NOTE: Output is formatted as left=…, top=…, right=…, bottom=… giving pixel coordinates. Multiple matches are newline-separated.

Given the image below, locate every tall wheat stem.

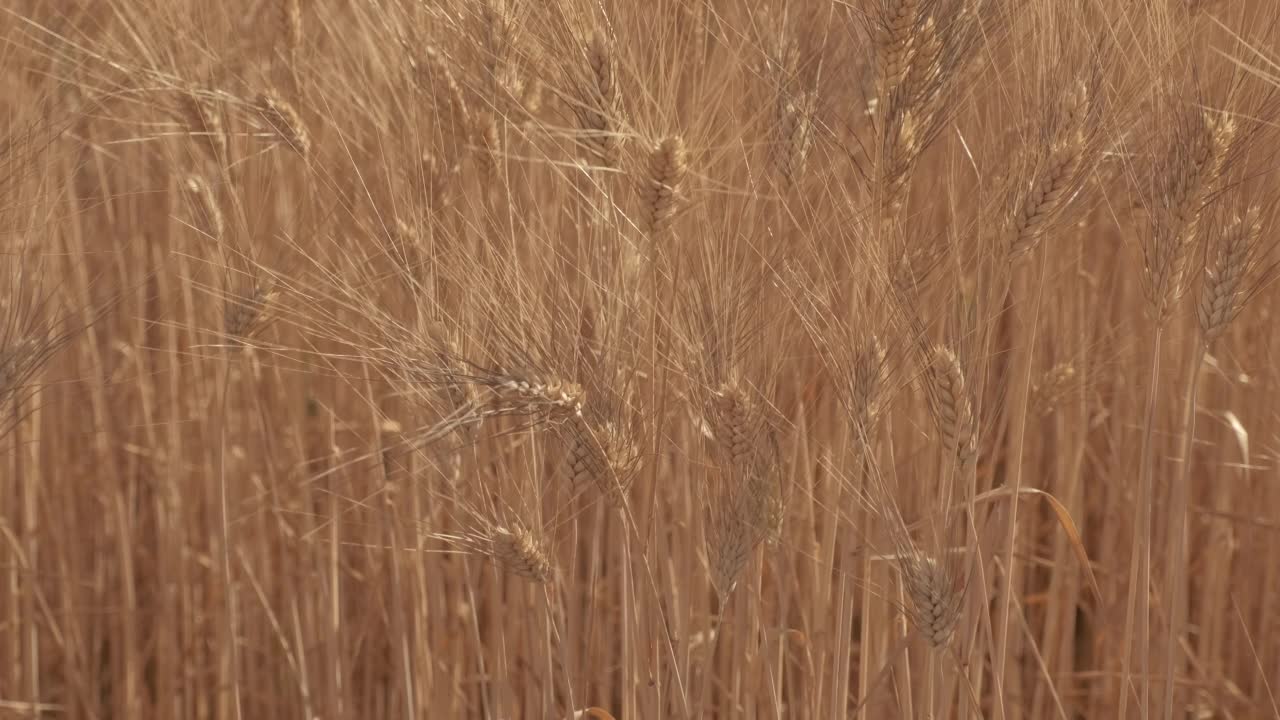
left=1120, top=323, right=1164, bottom=720
left=697, top=597, right=730, bottom=719
left=216, top=353, right=244, bottom=720
left=993, top=246, right=1049, bottom=718
left=1160, top=340, right=1204, bottom=718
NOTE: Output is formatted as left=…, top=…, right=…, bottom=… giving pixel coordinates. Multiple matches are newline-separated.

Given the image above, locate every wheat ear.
left=638, top=135, right=688, bottom=236
left=771, top=89, right=817, bottom=187
left=182, top=175, right=225, bottom=240
left=256, top=91, right=312, bottom=157
left=1197, top=206, right=1261, bottom=344
left=576, top=31, right=624, bottom=167
left=489, top=525, right=555, bottom=583
left=177, top=89, right=227, bottom=162
left=923, top=345, right=976, bottom=468
left=1146, top=110, right=1236, bottom=321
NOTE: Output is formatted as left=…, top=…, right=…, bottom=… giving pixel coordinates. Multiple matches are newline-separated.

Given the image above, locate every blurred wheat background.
left=2, top=0, right=1280, bottom=717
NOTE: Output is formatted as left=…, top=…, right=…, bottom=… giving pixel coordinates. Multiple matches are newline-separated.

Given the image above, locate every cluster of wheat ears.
left=3, top=0, right=1280, bottom=718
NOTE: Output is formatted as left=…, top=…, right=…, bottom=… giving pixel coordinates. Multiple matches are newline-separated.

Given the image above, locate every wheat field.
left=1, top=0, right=1280, bottom=717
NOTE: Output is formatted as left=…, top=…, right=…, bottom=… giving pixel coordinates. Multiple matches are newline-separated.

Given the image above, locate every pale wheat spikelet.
left=770, top=89, right=816, bottom=187
left=176, top=90, right=227, bottom=162
left=182, top=175, right=225, bottom=240
left=575, top=31, right=624, bottom=167
left=256, top=91, right=311, bottom=157
left=1198, top=207, right=1262, bottom=344
left=1146, top=109, right=1236, bottom=320
left=901, top=554, right=962, bottom=648
left=923, top=345, right=976, bottom=466
left=637, top=135, right=688, bottom=235
left=489, top=525, right=554, bottom=583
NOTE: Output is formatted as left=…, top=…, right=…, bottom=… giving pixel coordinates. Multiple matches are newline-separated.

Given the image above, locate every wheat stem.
left=1120, top=323, right=1164, bottom=720
left=1160, top=341, right=1203, bottom=720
